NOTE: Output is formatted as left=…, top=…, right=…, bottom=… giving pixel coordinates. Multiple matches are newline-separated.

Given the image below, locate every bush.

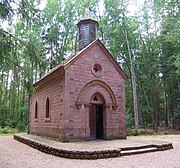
left=0, top=126, right=3, bottom=134
left=17, top=123, right=26, bottom=131
left=2, top=126, right=11, bottom=134
left=0, top=126, right=19, bottom=135
left=0, top=117, right=17, bottom=128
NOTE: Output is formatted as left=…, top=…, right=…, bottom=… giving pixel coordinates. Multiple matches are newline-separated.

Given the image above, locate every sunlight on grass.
left=0, top=126, right=27, bottom=136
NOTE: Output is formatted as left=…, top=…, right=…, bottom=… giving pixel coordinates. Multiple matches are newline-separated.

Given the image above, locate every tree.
left=0, top=0, right=179, bottom=131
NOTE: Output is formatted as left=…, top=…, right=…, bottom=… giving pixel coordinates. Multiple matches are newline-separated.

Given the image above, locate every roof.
left=34, top=39, right=128, bottom=86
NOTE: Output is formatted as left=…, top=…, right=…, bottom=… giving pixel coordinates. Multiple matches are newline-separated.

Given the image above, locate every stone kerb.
left=14, top=134, right=173, bottom=160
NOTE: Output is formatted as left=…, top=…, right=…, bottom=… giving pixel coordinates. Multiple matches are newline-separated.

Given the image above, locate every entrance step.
left=121, top=146, right=157, bottom=156
left=121, top=144, right=173, bottom=156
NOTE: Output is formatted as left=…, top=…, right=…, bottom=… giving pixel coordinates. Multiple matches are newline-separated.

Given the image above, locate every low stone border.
left=14, top=135, right=173, bottom=159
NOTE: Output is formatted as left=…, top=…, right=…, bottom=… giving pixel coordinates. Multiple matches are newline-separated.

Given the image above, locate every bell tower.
left=77, top=9, right=98, bottom=51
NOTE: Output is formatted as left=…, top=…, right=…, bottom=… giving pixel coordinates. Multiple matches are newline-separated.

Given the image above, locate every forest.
left=0, top=0, right=179, bottom=132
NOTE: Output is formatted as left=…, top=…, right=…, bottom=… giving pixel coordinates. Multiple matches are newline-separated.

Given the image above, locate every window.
left=92, top=63, right=103, bottom=77
left=46, top=97, right=50, bottom=118
left=35, top=101, right=38, bottom=119
left=92, top=25, right=96, bottom=32
left=91, top=32, right=96, bottom=39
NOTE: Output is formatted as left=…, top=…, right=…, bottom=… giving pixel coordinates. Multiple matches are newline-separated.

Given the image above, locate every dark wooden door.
left=89, top=105, right=104, bottom=139
left=96, top=105, right=103, bottom=139
left=89, top=105, right=96, bottom=139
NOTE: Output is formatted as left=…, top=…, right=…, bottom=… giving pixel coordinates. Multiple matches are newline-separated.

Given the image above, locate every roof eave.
left=33, top=66, right=65, bottom=87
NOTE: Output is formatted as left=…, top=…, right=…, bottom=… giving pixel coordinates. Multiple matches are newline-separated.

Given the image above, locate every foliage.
left=0, top=0, right=179, bottom=131
left=0, top=126, right=20, bottom=135
left=126, top=108, right=134, bottom=128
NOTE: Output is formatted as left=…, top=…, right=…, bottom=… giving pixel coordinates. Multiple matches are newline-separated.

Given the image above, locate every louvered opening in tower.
left=77, top=19, right=98, bottom=51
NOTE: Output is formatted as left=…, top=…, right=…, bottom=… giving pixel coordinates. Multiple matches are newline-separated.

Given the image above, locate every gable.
left=64, top=39, right=128, bottom=80
left=34, top=39, right=127, bottom=86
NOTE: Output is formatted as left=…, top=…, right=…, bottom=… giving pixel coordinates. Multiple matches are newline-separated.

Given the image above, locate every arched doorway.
left=89, top=93, right=105, bottom=139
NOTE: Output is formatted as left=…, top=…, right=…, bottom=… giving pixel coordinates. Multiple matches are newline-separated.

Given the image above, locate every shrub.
left=17, top=123, right=26, bottom=131
left=2, top=126, right=11, bottom=134
left=0, top=126, right=3, bottom=134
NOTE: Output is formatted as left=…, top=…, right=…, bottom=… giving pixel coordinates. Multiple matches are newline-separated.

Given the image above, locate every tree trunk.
left=122, top=27, right=139, bottom=130
left=164, top=79, right=169, bottom=127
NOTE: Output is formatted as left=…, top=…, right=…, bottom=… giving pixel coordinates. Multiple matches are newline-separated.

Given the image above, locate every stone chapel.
left=28, top=17, right=127, bottom=142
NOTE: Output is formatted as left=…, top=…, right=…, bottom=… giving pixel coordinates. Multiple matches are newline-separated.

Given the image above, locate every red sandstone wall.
left=64, top=43, right=126, bottom=141
left=29, top=75, right=65, bottom=139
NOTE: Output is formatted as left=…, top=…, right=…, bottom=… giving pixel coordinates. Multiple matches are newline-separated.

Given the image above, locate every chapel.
left=28, top=16, right=127, bottom=142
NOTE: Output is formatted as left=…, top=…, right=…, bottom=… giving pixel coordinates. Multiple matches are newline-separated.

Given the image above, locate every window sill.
left=45, top=118, right=50, bottom=122
left=34, top=119, right=38, bottom=122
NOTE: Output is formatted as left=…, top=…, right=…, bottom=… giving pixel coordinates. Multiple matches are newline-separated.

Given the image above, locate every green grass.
left=0, top=133, right=17, bottom=136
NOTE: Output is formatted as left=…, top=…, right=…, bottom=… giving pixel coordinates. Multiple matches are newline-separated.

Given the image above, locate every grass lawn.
left=0, top=133, right=17, bottom=136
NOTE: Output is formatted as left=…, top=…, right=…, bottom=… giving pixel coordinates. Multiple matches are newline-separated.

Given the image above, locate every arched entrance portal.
left=75, top=80, right=118, bottom=140
left=89, top=93, right=105, bottom=139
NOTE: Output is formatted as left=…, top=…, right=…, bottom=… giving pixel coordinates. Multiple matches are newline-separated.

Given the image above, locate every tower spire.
left=84, top=8, right=91, bottom=19
left=77, top=10, right=99, bottom=51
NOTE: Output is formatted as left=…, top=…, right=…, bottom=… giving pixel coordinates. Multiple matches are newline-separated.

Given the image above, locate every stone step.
left=121, top=147, right=157, bottom=156
left=121, top=144, right=156, bottom=151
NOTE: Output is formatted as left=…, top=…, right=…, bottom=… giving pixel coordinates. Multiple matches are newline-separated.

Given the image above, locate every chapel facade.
left=28, top=17, right=127, bottom=142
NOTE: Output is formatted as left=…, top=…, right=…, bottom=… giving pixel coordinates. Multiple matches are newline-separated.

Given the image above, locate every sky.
left=98, top=0, right=145, bottom=16
left=127, top=0, right=145, bottom=15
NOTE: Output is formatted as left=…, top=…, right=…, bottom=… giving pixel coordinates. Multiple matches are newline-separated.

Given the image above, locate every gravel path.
left=0, top=135, right=180, bottom=168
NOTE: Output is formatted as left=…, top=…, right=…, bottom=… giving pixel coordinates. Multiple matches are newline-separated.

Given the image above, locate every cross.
left=94, top=66, right=99, bottom=73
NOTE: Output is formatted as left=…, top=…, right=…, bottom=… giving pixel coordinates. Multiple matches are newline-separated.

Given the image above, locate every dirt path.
left=0, top=135, right=180, bottom=168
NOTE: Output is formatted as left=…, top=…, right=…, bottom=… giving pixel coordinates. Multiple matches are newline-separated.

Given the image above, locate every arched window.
left=46, top=97, right=50, bottom=118
left=35, top=101, right=38, bottom=119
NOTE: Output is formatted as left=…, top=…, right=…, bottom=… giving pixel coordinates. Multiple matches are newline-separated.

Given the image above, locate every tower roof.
left=77, top=18, right=99, bottom=27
